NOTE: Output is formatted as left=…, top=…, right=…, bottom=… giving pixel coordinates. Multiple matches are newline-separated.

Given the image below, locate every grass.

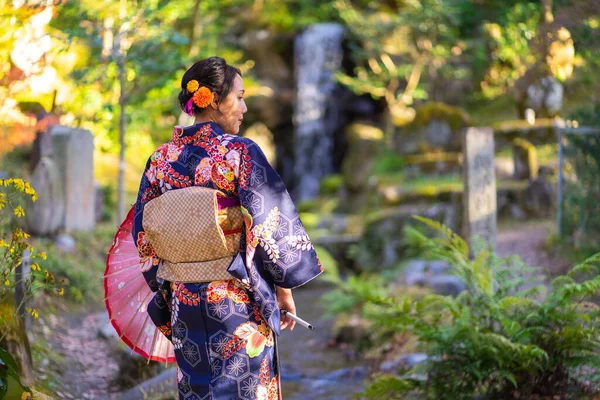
left=31, top=222, right=117, bottom=304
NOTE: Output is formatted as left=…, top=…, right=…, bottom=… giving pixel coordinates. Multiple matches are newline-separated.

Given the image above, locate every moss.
left=319, top=174, right=343, bottom=196
left=492, top=118, right=557, bottom=132
left=345, top=122, right=385, bottom=143
left=411, top=102, right=471, bottom=131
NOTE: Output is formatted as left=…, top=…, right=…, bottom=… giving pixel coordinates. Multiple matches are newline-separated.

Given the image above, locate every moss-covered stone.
left=319, top=174, right=344, bottom=196
left=393, top=102, right=471, bottom=155
left=342, top=123, right=384, bottom=205
left=411, top=102, right=471, bottom=131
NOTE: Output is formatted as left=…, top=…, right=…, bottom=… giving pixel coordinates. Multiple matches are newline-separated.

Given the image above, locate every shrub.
left=338, top=217, right=600, bottom=399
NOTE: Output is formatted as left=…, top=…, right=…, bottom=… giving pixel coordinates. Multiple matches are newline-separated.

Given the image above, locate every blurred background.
left=1, top=0, right=599, bottom=399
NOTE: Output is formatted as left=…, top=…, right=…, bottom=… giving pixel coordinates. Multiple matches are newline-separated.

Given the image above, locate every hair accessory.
left=186, top=79, right=200, bottom=93
left=184, top=80, right=214, bottom=116
left=185, top=98, right=195, bottom=116
left=192, top=86, right=214, bottom=109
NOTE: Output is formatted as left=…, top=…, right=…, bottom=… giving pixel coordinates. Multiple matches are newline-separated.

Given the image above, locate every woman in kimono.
left=132, top=57, right=323, bottom=400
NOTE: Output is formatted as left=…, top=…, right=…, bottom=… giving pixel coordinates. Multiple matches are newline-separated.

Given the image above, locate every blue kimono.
left=132, top=121, right=323, bottom=400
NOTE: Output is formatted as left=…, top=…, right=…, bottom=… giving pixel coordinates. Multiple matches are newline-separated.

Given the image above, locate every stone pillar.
left=463, top=127, right=497, bottom=251
left=51, top=126, right=95, bottom=232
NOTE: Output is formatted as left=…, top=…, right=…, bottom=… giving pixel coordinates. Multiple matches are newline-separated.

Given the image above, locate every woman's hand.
left=276, top=286, right=296, bottom=331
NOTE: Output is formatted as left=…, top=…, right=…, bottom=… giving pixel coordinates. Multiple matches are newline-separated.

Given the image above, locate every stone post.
left=463, top=127, right=497, bottom=252
left=51, top=126, right=95, bottom=232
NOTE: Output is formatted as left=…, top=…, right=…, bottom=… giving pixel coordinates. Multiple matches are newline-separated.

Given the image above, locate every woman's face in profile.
left=215, top=74, right=247, bottom=135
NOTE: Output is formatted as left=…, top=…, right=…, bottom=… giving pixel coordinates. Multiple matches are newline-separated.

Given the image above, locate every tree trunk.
left=117, top=56, right=126, bottom=223
left=189, top=0, right=202, bottom=58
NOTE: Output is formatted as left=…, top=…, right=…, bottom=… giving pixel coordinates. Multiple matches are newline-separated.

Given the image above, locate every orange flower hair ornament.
left=185, top=80, right=214, bottom=116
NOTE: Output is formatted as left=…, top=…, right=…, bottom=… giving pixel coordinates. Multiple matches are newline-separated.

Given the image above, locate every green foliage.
left=334, top=0, right=465, bottom=127
left=560, top=130, right=600, bottom=251
left=331, top=216, right=600, bottom=398
left=372, top=149, right=404, bottom=176
left=319, top=174, right=343, bottom=197
left=0, top=346, right=30, bottom=399
left=0, top=179, right=65, bottom=327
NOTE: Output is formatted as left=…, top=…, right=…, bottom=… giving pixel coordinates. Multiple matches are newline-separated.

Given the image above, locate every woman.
left=132, top=57, right=323, bottom=400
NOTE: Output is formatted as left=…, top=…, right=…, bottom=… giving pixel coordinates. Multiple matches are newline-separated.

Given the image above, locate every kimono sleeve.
left=237, top=138, right=324, bottom=289
left=132, top=156, right=163, bottom=292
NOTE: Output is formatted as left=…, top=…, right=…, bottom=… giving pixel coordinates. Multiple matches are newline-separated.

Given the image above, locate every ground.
left=32, top=220, right=568, bottom=399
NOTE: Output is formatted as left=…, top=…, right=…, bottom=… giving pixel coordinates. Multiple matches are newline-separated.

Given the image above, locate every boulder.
left=54, top=233, right=76, bottom=253
left=522, top=175, right=554, bottom=218
left=340, top=122, right=384, bottom=211
left=25, top=156, right=64, bottom=236
left=381, top=353, right=429, bottom=373
left=355, top=204, right=458, bottom=272
left=393, top=102, right=471, bottom=155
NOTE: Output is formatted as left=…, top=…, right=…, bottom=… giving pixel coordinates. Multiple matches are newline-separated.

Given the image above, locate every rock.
left=96, top=312, right=118, bottom=341
left=522, top=176, right=554, bottom=218
left=404, top=260, right=452, bottom=287
left=356, top=204, right=459, bottom=272
left=333, top=314, right=371, bottom=345
left=29, top=130, right=54, bottom=173
left=509, top=203, right=527, bottom=219
left=393, top=102, right=471, bottom=155
left=381, top=353, right=429, bottom=373
left=51, top=126, right=95, bottom=232
left=342, top=122, right=383, bottom=192
left=428, top=275, right=466, bottom=296
left=340, top=122, right=384, bottom=211
left=117, top=367, right=177, bottom=400
left=54, top=233, right=76, bottom=253
left=314, top=233, right=361, bottom=273
left=25, top=157, right=65, bottom=236
left=526, top=76, right=563, bottom=117
left=495, top=158, right=515, bottom=180
left=308, top=367, right=367, bottom=390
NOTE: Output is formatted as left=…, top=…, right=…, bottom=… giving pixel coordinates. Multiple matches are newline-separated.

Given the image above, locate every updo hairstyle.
left=178, top=57, right=242, bottom=115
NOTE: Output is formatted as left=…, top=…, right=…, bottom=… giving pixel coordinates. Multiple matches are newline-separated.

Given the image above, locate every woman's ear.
left=210, top=93, right=219, bottom=110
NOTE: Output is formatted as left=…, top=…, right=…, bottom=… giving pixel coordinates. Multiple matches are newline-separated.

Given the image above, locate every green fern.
left=326, top=216, right=600, bottom=398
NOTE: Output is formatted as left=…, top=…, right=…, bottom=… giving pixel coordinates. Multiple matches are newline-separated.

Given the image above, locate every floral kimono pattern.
left=132, top=122, right=323, bottom=399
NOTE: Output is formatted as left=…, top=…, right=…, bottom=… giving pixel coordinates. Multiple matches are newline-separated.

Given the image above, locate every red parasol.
left=104, top=206, right=176, bottom=363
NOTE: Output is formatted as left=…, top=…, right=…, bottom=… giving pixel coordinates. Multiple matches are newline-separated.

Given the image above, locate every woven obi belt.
left=142, top=186, right=243, bottom=283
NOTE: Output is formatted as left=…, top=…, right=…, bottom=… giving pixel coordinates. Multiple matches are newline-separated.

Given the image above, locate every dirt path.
left=34, top=307, right=120, bottom=399
left=496, top=221, right=570, bottom=276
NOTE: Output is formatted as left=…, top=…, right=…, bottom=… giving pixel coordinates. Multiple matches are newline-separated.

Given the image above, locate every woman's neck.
left=194, top=112, right=217, bottom=125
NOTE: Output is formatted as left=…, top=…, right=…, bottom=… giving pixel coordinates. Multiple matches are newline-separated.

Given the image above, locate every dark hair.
left=178, top=57, right=242, bottom=115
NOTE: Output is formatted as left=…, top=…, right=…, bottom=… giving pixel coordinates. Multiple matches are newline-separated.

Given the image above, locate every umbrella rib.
left=103, top=263, right=141, bottom=278
left=130, top=313, right=152, bottom=356
left=106, top=281, right=147, bottom=320
left=148, top=325, right=160, bottom=364
left=117, top=287, right=155, bottom=341
left=104, top=277, right=146, bottom=302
